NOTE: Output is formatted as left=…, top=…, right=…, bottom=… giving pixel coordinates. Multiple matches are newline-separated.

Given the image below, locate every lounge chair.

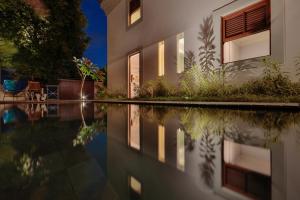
left=2, top=80, right=27, bottom=101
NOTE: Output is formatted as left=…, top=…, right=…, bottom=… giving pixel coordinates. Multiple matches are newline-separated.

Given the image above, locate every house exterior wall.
left=101, top=0, right=300, bottom=95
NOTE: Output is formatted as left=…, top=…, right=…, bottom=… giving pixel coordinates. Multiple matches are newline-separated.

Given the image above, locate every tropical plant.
left=198, top=15, right=216, bottom=76
left=73, top=57, right=105, bottom=99
left=241, top=58, right=296, bottom=96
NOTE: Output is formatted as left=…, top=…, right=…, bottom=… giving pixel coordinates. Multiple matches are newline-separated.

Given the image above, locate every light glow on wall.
left=158, top=41, right=165, bottom=76
left=177, top=33, right=185, bottom=73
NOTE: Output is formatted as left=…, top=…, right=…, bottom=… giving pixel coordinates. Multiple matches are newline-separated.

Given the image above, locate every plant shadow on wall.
left=108, top=15, right=300, bottom=102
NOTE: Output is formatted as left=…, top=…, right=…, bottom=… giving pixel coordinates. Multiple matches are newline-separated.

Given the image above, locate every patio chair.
left=2, top=80, right=28, bottom=101
left=26, top=81, right=42, bottom=101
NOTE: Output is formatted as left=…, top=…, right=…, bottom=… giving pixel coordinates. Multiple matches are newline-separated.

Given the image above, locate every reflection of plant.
left=198, top=15, right=216, bottom=76
left=73, top=120, right=106, bottom=146
left=199, top=129, right=216, bottom=188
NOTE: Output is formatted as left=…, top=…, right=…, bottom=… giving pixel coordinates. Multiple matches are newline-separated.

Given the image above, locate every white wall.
left=105, top=0, right=299, bottom=92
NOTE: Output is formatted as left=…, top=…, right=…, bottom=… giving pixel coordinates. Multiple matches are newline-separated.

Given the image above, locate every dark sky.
left=81, top=0, right=107, bottom=68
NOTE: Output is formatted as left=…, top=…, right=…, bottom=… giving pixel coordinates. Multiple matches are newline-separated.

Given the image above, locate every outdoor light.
left=81, top=95, right=87, bottom=100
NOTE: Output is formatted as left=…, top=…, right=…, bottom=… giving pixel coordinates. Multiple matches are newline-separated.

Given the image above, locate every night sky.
left=81, top=0, right=107, bottom=69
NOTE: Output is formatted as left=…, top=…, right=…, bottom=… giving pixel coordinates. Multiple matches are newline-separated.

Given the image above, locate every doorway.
left=128, top=51, right=141, bottom=98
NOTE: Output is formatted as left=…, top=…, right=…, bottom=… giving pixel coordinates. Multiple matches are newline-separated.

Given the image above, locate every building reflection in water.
left=107, top=104, right=294, bottom=200
left=128, top=105, right=141, bottom=151
left=177, top=128, right=185, bottom=172
left=222, top=140, right=271, bottom=200
left=129, top=176, right=142, bottom=200
left=158, top=124, right=165, bottom=163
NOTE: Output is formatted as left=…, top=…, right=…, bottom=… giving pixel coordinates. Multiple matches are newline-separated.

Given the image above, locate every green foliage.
left=0, top=38, right=18, bottom=68
left=73, top=120, right=106, bottom=146
left=138, top=77, right=174, bottom=98
left=73, top=57, right=104, bottom=81
left=240, top=58, right=297, bottom=96
left=0, top=0, right=89, bottom=83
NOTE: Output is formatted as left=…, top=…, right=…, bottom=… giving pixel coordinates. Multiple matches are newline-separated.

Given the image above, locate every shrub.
left=239, top=58, right=297, bottom=96
left=138, top=77, right=174, bottom=98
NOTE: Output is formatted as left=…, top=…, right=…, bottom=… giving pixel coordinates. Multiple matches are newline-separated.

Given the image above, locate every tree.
left=73, top=57, right=105, bottom=99
left=0, top=0, right=89, bottom=83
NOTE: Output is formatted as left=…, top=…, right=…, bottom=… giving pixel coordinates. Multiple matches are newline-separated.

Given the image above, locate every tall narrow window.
left=158, top=125, right=165, bottom=163
left=129, top=0, right=141, bottom=25
left=177, top=128, right=185, bottom=171
left=222, top=0, right=270, bottom=63
left=158, top=41, right=165, bottom=76
left=177, top=33, right=184, bottom=73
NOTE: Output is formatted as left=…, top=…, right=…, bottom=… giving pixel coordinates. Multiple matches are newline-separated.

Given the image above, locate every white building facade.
left=100, top=0, right=300, bottom=98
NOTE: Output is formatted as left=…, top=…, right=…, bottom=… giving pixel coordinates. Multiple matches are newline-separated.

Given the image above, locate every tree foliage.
left=0, top=0, right=89, bottom=83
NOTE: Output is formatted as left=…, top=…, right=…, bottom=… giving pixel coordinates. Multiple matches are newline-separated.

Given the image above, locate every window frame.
left=221, top=0, right=271, bottom=64
left=127, top=0, right=143, bottom=28
left=176, top=33, right=185, bottom=74
left=158, top=41, right=165, bottom=76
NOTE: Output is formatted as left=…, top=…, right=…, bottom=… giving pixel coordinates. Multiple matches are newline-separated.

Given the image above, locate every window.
left=129, top=0, right=141, bottom=25
left=222, top=0, right=270, bottom=63
left=177, top=33, right=184, bottom=73
left=158, top=41, right=165, bottom=76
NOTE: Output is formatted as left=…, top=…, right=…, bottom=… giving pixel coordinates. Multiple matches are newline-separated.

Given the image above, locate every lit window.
left=158, top=125, right=165, bottom=162
left=129, top=0, right=141, bottom=25
left=158, top=41, right=165, bottom=76
left=177, top=128, right=185, bottom=171
left=222, top=0, right=270, bottom=63
left=223, top=30, right=270, bottom=63
left=177, top=33, right=184, bottom=73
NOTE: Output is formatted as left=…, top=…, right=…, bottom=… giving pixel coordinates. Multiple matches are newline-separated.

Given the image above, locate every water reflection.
left=0, top=103, right=299, bottom=199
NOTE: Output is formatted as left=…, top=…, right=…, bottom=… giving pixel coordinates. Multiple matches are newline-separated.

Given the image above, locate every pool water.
left=0, top=103, right=299, bottom=200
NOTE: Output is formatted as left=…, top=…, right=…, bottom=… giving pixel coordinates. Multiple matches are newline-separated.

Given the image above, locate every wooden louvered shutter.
left=129, top=0, right=140, bottom=14
left=222, top=0, right=270, bottom=42
left=225, top=14, right=245, bottom=39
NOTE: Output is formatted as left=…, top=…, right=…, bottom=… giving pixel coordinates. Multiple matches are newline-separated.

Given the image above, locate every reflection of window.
left=128, top=105, right=140, bottom=150
left=129, top=0, right=141, bottom=25
left=222, top=0, right=270, bottom=63
left=158, top=125, right=165, bottom=162
left=177, top=128, right=185, bottom=171
left=129, top=176, right=142, bottom=200
left=222, top=140, right=271, bottom=200
left=177, top=33, right=184, bottom=73
left=158, top=41, right=165, bottom=76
